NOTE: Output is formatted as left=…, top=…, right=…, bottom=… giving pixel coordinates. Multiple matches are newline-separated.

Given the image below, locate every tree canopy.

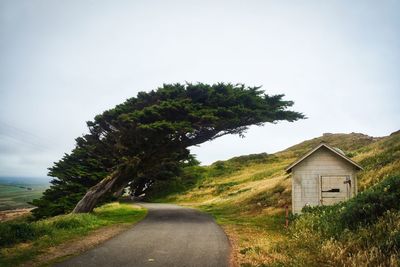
left=31, top=83, right=304, bottom=218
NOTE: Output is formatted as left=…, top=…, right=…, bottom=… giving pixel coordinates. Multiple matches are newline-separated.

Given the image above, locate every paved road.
left=56, top=203, right=230, bottom=267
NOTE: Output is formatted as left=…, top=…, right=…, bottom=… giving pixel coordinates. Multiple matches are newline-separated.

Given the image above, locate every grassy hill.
left=148, top=130, right=400, bottom=266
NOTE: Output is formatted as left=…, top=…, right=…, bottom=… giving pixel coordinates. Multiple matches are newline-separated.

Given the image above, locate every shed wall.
left=291, top=147, right=358, bottom=214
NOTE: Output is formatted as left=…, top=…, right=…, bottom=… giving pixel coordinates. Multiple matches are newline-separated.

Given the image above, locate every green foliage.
left=208, top=161, right=239, bottom=177
left=31, top=133, right=117, bottom=218
left=0, top=214, right=97, bottom=248
left=33, top=83, right=303, bottom=218
left=0, top=222, right=38, bottom=246
left=340, top=173, right=400, bottom=230
left=145, top=165, right=206, bottom=201
left=52, top=217, right=85, bottom=229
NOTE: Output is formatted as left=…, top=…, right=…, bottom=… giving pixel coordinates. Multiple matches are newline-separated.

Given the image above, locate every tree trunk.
left=72, top=173, right=118, bottom=213
left=112, top=183, right=127, bottom=198
left=73, top=159, right=139, bottom=213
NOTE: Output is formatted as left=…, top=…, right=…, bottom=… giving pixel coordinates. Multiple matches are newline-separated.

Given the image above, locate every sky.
left=0, top=0, right=399, bottom=178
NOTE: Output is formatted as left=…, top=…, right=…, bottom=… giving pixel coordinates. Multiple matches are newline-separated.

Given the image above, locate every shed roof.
left=285, top=143, right=363, bottom=173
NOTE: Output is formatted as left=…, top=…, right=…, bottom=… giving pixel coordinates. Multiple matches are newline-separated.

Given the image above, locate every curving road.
left=56, top=203, right=230, bottom=267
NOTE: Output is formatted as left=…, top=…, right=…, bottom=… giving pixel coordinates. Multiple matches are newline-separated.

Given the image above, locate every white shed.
left=286, top=143, right=363, bottom=214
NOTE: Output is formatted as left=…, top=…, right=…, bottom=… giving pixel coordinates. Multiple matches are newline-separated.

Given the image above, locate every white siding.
left=291, top=147, right=358, bottom=214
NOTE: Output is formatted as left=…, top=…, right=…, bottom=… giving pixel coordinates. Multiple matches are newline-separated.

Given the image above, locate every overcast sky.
left=0, top=0, right=399, bottom=178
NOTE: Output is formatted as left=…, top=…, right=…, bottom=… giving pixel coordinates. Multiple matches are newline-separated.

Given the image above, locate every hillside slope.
left=148, top=131, right=400, bottom=266
left=152, top=131, right=399, bottom=210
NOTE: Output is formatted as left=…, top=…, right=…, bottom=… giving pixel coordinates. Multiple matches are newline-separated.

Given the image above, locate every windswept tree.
left=32, top=83, right=304, bottom=217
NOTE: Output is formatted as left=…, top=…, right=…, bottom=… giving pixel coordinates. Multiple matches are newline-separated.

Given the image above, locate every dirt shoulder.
left=0, top=208, right=33, bottom=222
left=23, top=223, right=133, bottom=267
left=222, top=225, right=239, bottom=267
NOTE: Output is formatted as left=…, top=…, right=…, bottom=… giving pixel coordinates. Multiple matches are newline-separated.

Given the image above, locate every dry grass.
left=0, top=208, right=33, bottom=222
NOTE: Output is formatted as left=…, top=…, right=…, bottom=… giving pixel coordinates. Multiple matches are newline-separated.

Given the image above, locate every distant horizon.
left=2, top=129, right=398, bottom=179
left=0, top=176, right=51, bottom=183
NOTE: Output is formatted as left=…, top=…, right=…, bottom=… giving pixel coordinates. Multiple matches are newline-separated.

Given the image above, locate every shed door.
left=320, top=176, right=350, bottom=205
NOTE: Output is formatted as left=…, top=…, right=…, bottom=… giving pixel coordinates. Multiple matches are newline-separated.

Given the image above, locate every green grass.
left=201, top=202, right=285, bottom=231
left=0, top=202, right=147, bottom=267
left=0, top=184, right=47, bottom=211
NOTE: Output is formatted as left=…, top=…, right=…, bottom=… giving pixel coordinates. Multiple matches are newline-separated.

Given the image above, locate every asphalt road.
left=56, top=203, right=230, bottom=267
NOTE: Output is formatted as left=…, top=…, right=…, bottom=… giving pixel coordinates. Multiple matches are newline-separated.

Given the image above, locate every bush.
left=52, top=216, right=85, bottom=229
left=0, top=214, right=96, bottom=247
left=339, top=173, right=400, bottom=230
left=208, top=161, right=239, bottom=177
left=0, top=222, right=49, bottom=247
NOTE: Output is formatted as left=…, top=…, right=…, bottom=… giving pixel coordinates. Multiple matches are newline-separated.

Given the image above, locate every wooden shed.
left=286, top=143, right=363, bottom=214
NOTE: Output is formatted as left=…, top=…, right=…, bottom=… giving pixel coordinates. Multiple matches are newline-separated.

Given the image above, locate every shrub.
left=208, top=161, right=239, bottom=177
left=339, top=173, right=400, bottom=230
left=298, top=204, right=344, bottom=239
left=0, top=222, right=49, bottom=247
left=0, top=214, right=97, bottom=247
left=52, top=216, right=85, bottom=229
